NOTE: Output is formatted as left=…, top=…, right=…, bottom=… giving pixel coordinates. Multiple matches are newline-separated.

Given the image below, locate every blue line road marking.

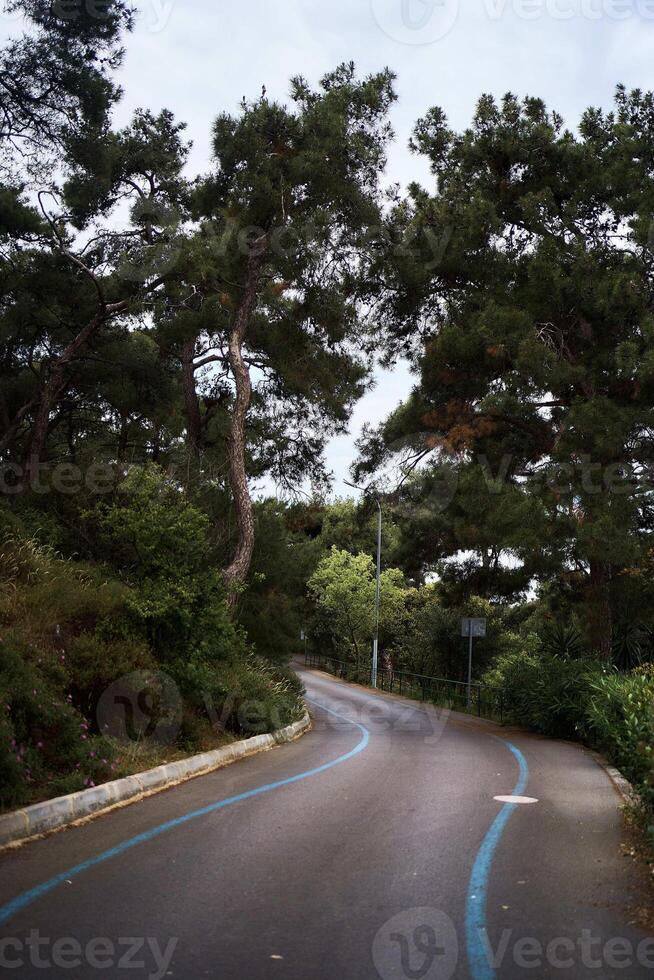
left=0, top=696, right=368, bottom=928
left=466, top=738, right=530, bottom=980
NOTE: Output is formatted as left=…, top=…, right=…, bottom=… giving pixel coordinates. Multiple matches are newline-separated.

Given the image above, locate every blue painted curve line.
left=0, top=695, right=368, bottom=928
left=465, top=738, right=529, bottom=980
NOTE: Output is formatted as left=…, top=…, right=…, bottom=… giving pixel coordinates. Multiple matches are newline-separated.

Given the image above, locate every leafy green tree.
left=0, top=0, right=132, bottom=186
left=396, top=589, right=519, bottom=682
left=0, top=2, right=152, bottom=475
left=308, top=547, right=406, bottom=669
left=85, top=465, right=228, bottom=648
left=361, top=86, right=654, bottom=659
left=315, top=499, right=403, bottom=567
left=375, top=460, right=546, bottom=597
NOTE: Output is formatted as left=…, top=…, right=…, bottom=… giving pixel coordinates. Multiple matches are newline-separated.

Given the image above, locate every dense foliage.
left=0, top=7, right=394, bottom=806
left=0, top=5, right=652, bottom=843
left=358, top=86, right=654, bottom=662
left=0, top=478, right=304, bottom=809
left=485, top=653, right=654, bottom=831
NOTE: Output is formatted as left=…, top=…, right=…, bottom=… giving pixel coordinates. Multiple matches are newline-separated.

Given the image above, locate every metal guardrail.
left=304, top=652, right=505, bottom=723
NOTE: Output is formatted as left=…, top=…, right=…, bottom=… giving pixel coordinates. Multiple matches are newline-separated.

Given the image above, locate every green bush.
left=65, top=633, right=156, bottom=719
left=0, top=640, right=116, bottom=809
left=394, top=591, right=526, bottom=683
left=483, top=650, right=601, bottom=738
left=0, top=471, right=306, bottom=810
left=84, top=465, right=244, bottom=661
left=484, top=650, right=654, bottom=836
left=177, top=654, right=304, bottom=741
left=583, top=671, right=654, bottom=813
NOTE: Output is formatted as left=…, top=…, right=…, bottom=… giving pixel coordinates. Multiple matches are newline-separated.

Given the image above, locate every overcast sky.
left=7, top=0, right=654, bottom=495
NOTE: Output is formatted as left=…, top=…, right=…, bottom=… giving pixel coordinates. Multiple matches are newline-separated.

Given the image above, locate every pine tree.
left=363, top=87, right=654, bottom=659
left=184, top=64, right=396, bottom=597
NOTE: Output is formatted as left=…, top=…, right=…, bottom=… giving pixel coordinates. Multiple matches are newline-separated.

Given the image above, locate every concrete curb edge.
left=589, top=750, right=637, bottom=805
left=0, top=711, right=312, bottom=849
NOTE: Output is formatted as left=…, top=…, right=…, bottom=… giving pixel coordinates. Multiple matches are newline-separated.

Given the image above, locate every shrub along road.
left=0, top=667, right=651, bottom=979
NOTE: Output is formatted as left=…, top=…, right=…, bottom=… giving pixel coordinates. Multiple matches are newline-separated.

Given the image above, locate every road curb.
left=589, top=750, right=636, bottom=805
left=0, top=711, right=312, bottom=850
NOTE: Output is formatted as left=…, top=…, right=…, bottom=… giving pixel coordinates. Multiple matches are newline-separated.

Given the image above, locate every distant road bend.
left=0, top=665, right=651, bottom=979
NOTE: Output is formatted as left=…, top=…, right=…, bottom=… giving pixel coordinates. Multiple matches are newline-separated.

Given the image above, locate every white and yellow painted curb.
left=0, top=711, right=312, bottom=849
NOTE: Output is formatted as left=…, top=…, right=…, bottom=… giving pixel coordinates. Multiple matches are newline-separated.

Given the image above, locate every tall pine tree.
left=361, top=87, right=654, bottom=659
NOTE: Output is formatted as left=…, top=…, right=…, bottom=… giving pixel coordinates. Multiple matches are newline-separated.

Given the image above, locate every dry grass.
left=109, top=728, right=236, bottom=780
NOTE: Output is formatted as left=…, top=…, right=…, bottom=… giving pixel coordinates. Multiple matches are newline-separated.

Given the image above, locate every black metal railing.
left=304, top=652, right=505, bottom=722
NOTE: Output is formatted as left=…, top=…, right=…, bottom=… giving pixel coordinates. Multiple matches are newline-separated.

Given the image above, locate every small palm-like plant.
left=541, top=621, right=586, bottom=660
left=612, top=622, right=652, bottom=672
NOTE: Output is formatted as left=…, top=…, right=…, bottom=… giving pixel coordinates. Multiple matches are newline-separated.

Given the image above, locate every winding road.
left=0, top=665, right=651, bottom=979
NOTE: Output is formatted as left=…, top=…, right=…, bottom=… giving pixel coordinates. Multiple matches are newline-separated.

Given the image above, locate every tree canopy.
left=358, top=86, right=654, bottom=659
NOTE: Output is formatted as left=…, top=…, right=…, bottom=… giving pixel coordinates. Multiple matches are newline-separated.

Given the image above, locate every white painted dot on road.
left=494, top=795, right=539, bottom=804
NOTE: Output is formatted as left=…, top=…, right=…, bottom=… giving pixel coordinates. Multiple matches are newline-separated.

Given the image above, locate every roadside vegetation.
left=0, top=477, right=303, bottom=810
left=0, top=1, right=652, bottom=854
left=303, top=505, right=654, bottom=850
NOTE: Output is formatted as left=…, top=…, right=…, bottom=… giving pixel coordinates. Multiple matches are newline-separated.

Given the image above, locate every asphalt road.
left=0, top=666, right=651, bottom=980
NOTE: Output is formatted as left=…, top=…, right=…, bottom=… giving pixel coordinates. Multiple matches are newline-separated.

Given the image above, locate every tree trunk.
left=17, top=268, right=160, bottom=482
left=0, top=399, right=35, bottom=457
left=23, top=311, right=108, bottom=485
left=180, top=339, right=202, bottom=455
left=588, top=559, right=612, bottom=662
left=223, top=246, right=266, bottom=602
left=24, top=372, right=64, bottom=484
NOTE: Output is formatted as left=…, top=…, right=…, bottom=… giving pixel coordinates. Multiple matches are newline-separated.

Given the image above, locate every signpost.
left=461, top=618, right=487, bottom=708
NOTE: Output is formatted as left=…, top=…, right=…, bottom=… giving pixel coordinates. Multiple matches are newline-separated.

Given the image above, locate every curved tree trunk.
left=180, top=338, right=202, bottom=455
left=223, top=245, right=265, bottom=603
left=23, top=311, right=108, bottom=485
left=0, top=399, right=35, bottom=458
